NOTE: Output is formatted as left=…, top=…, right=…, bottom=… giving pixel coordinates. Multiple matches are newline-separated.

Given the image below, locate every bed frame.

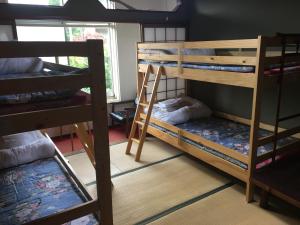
left=136, top=35, right=300, bottom=202
left=0, top=41, right=113, bottom=224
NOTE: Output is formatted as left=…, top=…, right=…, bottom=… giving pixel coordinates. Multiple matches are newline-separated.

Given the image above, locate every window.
left=8, top=0, right=68, bottom=6
left=15, top=20, right=119, bottom=98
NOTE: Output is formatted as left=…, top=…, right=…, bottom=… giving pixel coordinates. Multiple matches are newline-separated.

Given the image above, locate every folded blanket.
left=0, top=58, right=43, bottom=76
left=0, top=131, right=56, bottom=169
left=151, top=96, right=212, bottom=125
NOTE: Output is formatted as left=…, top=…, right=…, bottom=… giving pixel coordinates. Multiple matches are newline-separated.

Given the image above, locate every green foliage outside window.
left=64, top=27, right=114, bottom=96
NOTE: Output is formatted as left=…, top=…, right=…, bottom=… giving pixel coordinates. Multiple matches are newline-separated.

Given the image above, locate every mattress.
left=0, top=158, right=98, bottom=225
left=150, top=117, right=295, bottom=169
left=0, top=69, right=86, bottom=105
left=0, top=91, right=89, bottom=116
left=139, top=60, right=300, bottom=75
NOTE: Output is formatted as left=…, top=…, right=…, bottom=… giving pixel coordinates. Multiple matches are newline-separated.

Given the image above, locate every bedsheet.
left=0, top=158, right=97, bottom=225
left=150, top=117, right=295, bottom=169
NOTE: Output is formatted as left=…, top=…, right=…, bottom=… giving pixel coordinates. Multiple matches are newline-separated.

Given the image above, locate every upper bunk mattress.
left=0, top=91, right=89, bottom=116
left=139, top=60, right=300, bottom=75
left=150, top=117, right=295, bottom=169
left=0, top=157, right=98, bottom=225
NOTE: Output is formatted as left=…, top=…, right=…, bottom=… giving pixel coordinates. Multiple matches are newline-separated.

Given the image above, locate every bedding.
left=150, top=117, right=295, bottom=169
left=0, top=58, right=43, bottom=76
left=0, top=58, right=87, bottom=105
left=0, top=158, right=98, bottom=225
left=0, top=131, right=56, bottom=170
left=0, top=91, right=89, bottom=117
left=149, top=96, right=212, bottom=125
left=139, top=60, right=300, bottom=75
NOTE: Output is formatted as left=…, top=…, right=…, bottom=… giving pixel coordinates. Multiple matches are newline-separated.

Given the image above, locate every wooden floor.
left=67, top=138, right=300, bottom=225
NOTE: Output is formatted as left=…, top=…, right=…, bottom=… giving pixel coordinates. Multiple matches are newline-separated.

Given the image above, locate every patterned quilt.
left=150, top=117, right=295, bottom=169
left=0, top=158, right=98, bottom=225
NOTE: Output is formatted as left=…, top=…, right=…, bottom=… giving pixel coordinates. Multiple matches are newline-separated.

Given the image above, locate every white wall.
left=115, top=23, right=141, bottom=101
left=0, top=25, right=14, bottom=41
left=115, top=0, right=179, bottom=11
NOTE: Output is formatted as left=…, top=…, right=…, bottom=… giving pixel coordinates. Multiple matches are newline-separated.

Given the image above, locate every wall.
left=116, top=23, right=141, bottom=101
left=188, top=0, right=300, bottom=127
left=0, top=25, right=13, bottom=41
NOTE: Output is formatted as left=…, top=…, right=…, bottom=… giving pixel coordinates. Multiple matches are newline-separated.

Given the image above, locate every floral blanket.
left=0, top=158, right=98, bottom=225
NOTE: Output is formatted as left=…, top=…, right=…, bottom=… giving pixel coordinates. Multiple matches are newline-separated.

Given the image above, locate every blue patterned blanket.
left=150, top=117, right=295, bottom=169
left=0, top=158, right=98, bottom=225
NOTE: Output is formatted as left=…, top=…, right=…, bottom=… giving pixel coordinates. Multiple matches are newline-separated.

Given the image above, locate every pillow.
left=183, top=48, right=215, bottom=56
left=0, top=131, right=56, bottom=169
left=0, top=57, right=43, bottom=76
left=151, top=96, right=212, bottom=125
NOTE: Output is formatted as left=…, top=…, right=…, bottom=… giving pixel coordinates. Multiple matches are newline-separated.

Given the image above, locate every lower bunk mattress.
left=0, top=157, right=97, bottom=225
left=150, top=117, right=295, bottom=169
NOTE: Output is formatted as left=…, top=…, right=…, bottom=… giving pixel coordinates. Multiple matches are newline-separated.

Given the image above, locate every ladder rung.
left=131, top=138, right=140, bottom=144
left=144, top=85, right=149, bottom=88
left=139, top=102, right=149, bottom=107
left=135, top=120, right=144, bottom=126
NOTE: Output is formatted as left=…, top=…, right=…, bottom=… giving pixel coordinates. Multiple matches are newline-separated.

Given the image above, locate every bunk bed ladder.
left=73, top=123, right=95, bottom=167
left=126, top=65, right=162, bottom=161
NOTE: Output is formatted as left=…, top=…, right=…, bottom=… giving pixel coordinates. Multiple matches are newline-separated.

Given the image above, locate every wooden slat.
left=140, top=113, right=248, bottom=164
left=146, top=125, right=248, bottom=182
left=183, top=55, right=257, bottom=66
left=73, top=123, right=95, bottom=167
left=214, top=111, right=300, bottom=139
left=138, top=64, right=256, bottom=88
left=258, top=125, right=300, bottom=146
left=264, top=36, right=300, bottom=47
left=183, top=68, right=256, bottom=88
left=0, top=74, right=90, bottom=95
left=264, top=54, right=300, bottom=66
left=138, top=42, right=183, bottom=49
left=183, top=39, right=258, bottom=49
left=257, top=140, right=300, bottom=163
left=24, top=200, right=98, bottom=225
left=0, top=41, right=89, bottom=58
left=0, top=105, right=92, bottom=136
left=253, top=178, right=300, bottom=209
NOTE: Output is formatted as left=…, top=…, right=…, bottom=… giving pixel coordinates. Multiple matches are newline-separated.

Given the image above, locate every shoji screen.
left=141, top=25, right=187, bottom=102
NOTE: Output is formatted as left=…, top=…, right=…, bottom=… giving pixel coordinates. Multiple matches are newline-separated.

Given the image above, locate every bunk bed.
left=0, top=41, right=113, bottom=225
left=135, top=35, right=300, bottom=202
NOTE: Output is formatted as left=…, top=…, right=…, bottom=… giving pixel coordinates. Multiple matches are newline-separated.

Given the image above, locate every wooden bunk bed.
left=0, top=41, right=113, bottom=224
left=132, top=35, right=300, bottom=203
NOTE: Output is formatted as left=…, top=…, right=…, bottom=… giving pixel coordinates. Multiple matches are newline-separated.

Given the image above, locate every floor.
left=67, top=138, right=300, bottom=225
left=53, top=125, right=127, bottom=154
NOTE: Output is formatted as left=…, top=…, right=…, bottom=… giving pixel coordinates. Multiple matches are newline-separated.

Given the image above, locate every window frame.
left=15, top=19, right=120, bottom=100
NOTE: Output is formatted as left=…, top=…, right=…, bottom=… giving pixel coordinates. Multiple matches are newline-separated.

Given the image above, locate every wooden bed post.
left=87, top=40, right=113, bottom=225
left=247, top=36, right=266, bottom=202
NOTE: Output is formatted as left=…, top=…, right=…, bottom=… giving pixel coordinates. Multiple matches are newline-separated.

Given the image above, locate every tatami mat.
left=87, top=156, right=230, bottom=225
left=110, top=137, right=181, bottom=172
left=67, top=138, right=181, bottom=184
left=150, top=185, right=300, bottom=225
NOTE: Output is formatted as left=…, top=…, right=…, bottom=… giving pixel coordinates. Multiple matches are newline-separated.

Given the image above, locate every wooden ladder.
left=125, top=65, right=162, bottom=161
left=73, top=123, right=95, bottom=167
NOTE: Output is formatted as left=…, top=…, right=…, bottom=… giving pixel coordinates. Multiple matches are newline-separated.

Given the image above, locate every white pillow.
left=0, top=131, right=56, bottom=169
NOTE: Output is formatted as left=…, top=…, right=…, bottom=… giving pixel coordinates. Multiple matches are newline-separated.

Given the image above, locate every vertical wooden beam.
left=87, top=40, right=113, bottom=225
left=246, top=36, right=266, bottom=202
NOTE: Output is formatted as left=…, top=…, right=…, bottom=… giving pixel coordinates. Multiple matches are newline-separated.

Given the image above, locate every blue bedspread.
left=0, top=158, right=97, bottom=225
left=150, top=117, right=295, bottom=169
left=139, top=60, right=255, bottom=73
left=0, top=68, right=87, bottom=105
